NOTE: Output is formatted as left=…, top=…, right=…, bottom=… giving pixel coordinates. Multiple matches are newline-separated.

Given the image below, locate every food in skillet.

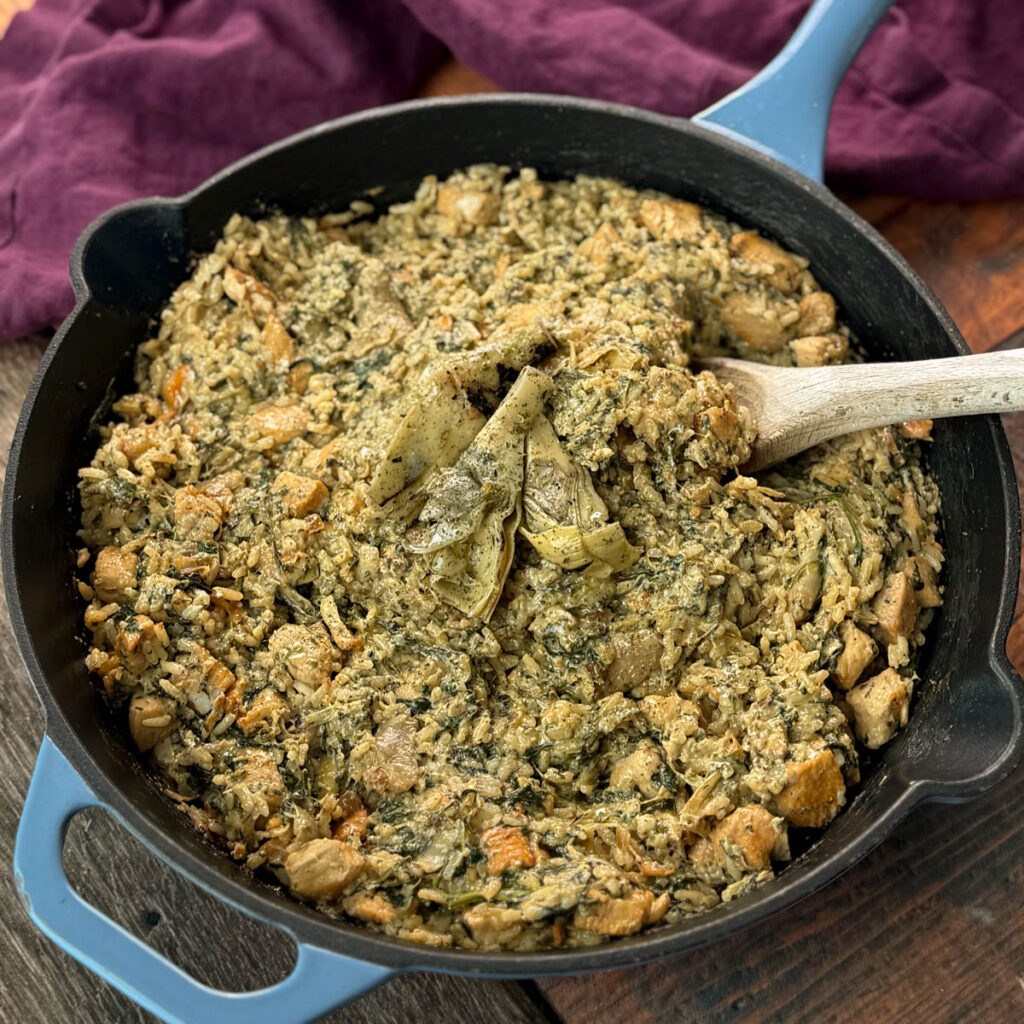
left=76, top=166, right=943, bottom=949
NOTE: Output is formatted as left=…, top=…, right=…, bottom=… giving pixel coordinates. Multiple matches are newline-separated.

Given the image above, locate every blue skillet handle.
left=14, top=737, right=393, bottom=1024
left=694, top=0, right=895, bottom=182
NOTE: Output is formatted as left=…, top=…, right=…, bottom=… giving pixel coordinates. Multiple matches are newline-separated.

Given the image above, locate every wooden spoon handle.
left=753, top=350, right=1024, bottom=469
left=796, top=349, right=1024, bottom=422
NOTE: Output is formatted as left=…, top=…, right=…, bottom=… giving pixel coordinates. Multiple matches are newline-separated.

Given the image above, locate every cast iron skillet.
left=5, top=1, right=1023, bottom=1021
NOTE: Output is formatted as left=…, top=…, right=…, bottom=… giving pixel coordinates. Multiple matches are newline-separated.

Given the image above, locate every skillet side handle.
left=14, top=737, right=393, bottom=1024
left=694, top=0, right=894, bottom=182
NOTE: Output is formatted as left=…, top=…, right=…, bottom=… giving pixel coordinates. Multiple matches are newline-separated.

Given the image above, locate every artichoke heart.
left=368, top=367, right=487, bottom=513
left=520, top=416, right=639, bottom=574
left=407, top=366, right=551, bottom=619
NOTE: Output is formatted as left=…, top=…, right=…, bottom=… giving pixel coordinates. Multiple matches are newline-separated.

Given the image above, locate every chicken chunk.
left=128, top=694, right=176, bottom=752
left=237, top=689, right=291, bottom=735
left=775, top=750, right=845, bottom=828
left=223, top=266, right=276, bottom=318
left=796, top=291, right=836, bottom=335
left=573, top=890, right=658, bottom=936
left=234, top=748, right=286, bottom=814
left=720, top=291, right=788, bottom=353
left=268, top=623, right=334, bottom=689
left=873, top=571, right=918, bottom=645
left=272, top=471, right=329, bottom=517
left=260, top=313, right=294, bottom=371
left=604, top=630, right=663, bottom=693
left=692, top=804, right=787, bottom=871
left=481, top=827, right=536, bottom=876
left=578, top=222, right=620, bottom=265
left=92, top=545, right=138, bottom=603
left=462, top=903, right=525, bottom=948
left=640, top=198, right=703, bottom=243
left=833, top=621, right=877, bottom=690
left=173, top=485, right=223, bottom=541
left=248, top=403, right=312, bottom=447
left=608, top=739, right=664, bottom=798
left=790, top=334, right=848, bottom=367
left=903, top=554, right=941, bottom=608
left=285, top=838, right=364, bottom=901
left=729, top=231, right=801, bottom=293
left=199, top=470, right=246, bottom=514
left=342, top=892, right=396, bottom=924
left=845, top=668, right=912, bottom=748
left=115, top=615, right=169, bottom=674
left=436, top=185, right=501, bottom=226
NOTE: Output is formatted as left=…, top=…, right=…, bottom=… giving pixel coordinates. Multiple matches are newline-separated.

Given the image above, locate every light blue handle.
left=14, top=736, right=393, bottom=1024
left=694, top=0, right=894, bottom=181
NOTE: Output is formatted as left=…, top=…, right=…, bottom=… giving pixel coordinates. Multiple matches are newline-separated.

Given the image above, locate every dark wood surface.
left=1, top=60, right=1023, bottom=1024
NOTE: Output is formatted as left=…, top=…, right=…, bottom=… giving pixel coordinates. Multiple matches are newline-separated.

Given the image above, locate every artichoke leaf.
left=409, top=366, right=551, bottom=620
left=522, top=416, right=607, bottom=534
left=520, top=417, right=639, bottom=575
left=368, top=368, right=487, bottom=511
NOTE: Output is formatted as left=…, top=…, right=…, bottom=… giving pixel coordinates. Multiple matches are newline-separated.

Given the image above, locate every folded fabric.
left=1, top=0, right=1022, bottom=341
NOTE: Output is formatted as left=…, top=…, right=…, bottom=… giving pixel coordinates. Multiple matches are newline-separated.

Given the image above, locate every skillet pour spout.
left=4, top=0, right=1022, bottom=1019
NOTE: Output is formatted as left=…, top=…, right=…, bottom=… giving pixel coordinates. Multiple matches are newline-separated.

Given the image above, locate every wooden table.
left=2, top=61, right=1024, bottom=1024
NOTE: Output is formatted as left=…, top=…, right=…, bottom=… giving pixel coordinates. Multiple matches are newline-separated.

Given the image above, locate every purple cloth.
left=1, top=0, right=1022, bottom=341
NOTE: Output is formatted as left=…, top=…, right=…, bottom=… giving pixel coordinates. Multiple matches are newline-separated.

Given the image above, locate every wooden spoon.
left=695, top=352, right=1024, bottom=472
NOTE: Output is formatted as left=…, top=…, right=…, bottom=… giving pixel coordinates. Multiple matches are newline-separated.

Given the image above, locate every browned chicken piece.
left=199, top=470, right=246, bottom=513
left=361, top=712, right=420, bottom=795
left=720, top=291, right=789, bottom=353
left=845, top=668, right=912, bottom=748
left=691, top=804, right=786, bottom=871
left=833, top=621, right=878, bottom=690
left=788, top=562, right=821, bottom=625
left=795, top=291, right=836, bottom=336
left=775, top=750, right=845, bottom=828
left=462, top=903, right=526, bottom=948
left=115, top=615, right=169, bottom=674
left=704, top=405, right=741, bottom=442
left=223, top=266, right=276, bottom=318
left=604, top=630, right=663, bottom=692
left=577, top=222, right=620, bottom=265
left=436, top=184, right=501, bottom=226
left=640, top=198, right=703, bottom=242
left=873, top=571, right=919, bottom=645
left=903, top=554, right=942, bottom=608
left=608, top=739, right=664, bottom=798
left=573, top=889, right=662, bottom=936
left=92, top=545, right=138, bottom=603
left=237, top=689, right=290, bottom=735
left=790, top=334, right=848, bottom=367
left=114, top=423, right=170, bottom=467
left=268, top=623, right=334, bottom=689
left=900, top=419, right=933, bottom=440
left=162, top=364, right=195, bottom=414
left=348, top=261, right=413, bottom=357
left=899, top=490, right=926, bottom=533
left=234, top=748, right=286, bottom=814
left=248, top=403, right=312, bottom=447
left=128, top=694, right=176, bottom=752
left=285, top=838, right=364, bottom=901
left=729, top=231, right=801, bottom=293
left=342, top=892, right=396, bottom=924
left=173, top=485, right=223, bottom=541
left=272, top=471, right=329, bottom=517
left=260, top=312, right=294, bottom=371
left=481, top=826, right=536, bottom=876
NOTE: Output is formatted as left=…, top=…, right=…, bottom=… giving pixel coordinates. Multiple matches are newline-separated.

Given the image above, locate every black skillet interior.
left=5, top=96, right=1022, bottom=975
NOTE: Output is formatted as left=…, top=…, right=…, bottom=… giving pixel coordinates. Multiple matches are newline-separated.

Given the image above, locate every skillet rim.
left=4, top=92, right=1022, bottom=976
